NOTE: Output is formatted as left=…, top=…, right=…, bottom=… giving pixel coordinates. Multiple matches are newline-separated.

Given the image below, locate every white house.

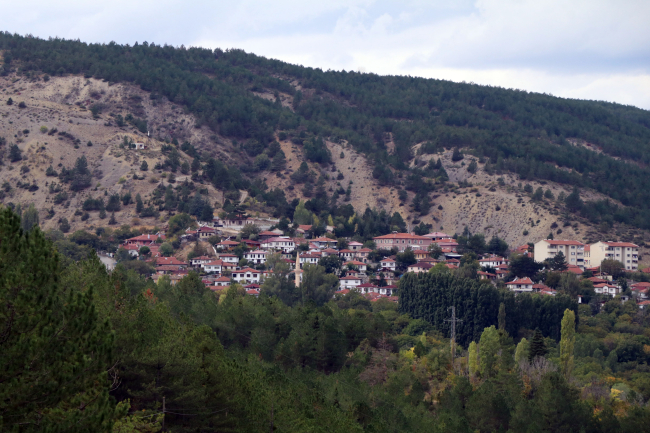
left=190, top=255, right=213, bottom=267
left=380, top=258, right=396, bottom=271
left=219, top=253, right=239, bottom=264
left=261, top=236, right=296, bottom=253
left=203, top=260, right=223, bottom=274
left=339, top=275, right=362, bottom=289
left=299, top=253, right=321, bottom=268
left=593, top=283, right=620, bottom=297
left=244, top=250, right=268, bottom=265
left=479, top=255, right=509, bottom=268
left=506, top=277, right=534, bottom=293
left=345, top=260, right=367, bottom=272
left=231, top=267, right=261, bottom=284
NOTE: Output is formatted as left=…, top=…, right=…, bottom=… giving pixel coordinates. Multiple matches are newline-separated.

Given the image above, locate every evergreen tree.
left=20, top=203, right=39, bottom=232
left=529, top=329, right=548, bottom=361
left=109, top=212, right=117, bottom=225
left=58, top=217, right=70, bottom=233
left=498, top=302, right=506, bottom=331
left=0, top=207, right=116, bottom=432
left=559, top=309, right=576, bottom=379
left=140, top=160, right=148, bottom=171
left=9, top=144, right=22, bottom=162
left=136, top=193, right=144, bottom=213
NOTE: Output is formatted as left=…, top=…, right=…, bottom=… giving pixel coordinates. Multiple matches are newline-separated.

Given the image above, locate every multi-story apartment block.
left=533, top=239, right=585, bottom=269
left=588, top=241, right=639, bottom=271
left=373, top=233, right=432, bottom=252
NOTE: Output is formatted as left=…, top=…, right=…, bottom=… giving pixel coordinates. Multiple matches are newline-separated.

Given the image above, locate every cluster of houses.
left=116, top=217, right=650, bottom=306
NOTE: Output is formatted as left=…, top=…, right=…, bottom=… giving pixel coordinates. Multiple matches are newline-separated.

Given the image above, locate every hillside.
left=1, top=33, right=650, bottom=254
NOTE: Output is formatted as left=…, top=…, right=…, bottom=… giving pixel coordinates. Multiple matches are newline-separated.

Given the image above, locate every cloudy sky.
left=3, top=0, right=650, bottom=109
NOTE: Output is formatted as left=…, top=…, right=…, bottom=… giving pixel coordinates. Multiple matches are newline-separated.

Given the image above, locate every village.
left=115, top=214, right=650, bottom=309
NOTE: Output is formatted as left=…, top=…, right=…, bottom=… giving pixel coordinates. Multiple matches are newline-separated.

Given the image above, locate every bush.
left=18, top=101, right=26, bottom=109
left=40, top=126, right=48, bottom=133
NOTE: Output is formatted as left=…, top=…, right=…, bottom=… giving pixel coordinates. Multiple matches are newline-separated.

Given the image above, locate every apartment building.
left=588, top=241, right=639, bottom=271
left=533, top=239, right=585, bottom=269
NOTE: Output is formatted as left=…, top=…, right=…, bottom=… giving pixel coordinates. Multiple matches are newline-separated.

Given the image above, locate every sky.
left=2, top=0, right=650, bottom=109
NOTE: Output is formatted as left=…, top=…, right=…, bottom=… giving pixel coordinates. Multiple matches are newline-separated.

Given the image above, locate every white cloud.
left=1, top=0, right=649, bottom=108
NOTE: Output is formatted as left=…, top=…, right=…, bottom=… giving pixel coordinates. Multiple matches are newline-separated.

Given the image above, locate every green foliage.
left=514, top=338, right=529, bottom=366
left=560, top=309, right=576, bottom=379
left=479, top=325, right=500, bottom=378
left=0, top=207, right=116, bottom=432
left=529, top=329, right=548, bottom=361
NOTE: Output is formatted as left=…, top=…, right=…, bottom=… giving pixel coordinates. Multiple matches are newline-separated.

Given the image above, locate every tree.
left=532, top=187, right=544, bottom=201
left=529, top=329, right=548, bottom=361
left=428, top=243, right=443, bottom=259
left=600, top=258, right=625, bottom=278
left=59, top=217, right=70, bottom=233
left=467, top=159, right=477, bottom=174
left=559, top=309, right=576, bottom=379
left=479, top=325, right=500, bottom=378
left=487, top=236, right=508, bottom=257
left=0, top=207, right=116, bottom=431
left=396, top=249, right=416, bottom=272
left=565, top=186, right=583, bottom=212
left=20, top=203, right=39, bottom=232
left=168, top=213, right=194, bottom=238
left=300, top=264, right=339, bottom=306
left=514, top=338, right=529, bottom=366
left=6, top=97, right=13, bottom=105
left=240, top=223, right=261, bottom=240
left=9, top=144, right=22, bottom=162
left=498, top=302, right=506, bottom=331
left=451, top=148, right=464, bottom=161
left=545, top=251, right=568, bottom=271
left=136, top=193, right=144, bottom=213
left=293, top=200, right=311, bottom=225
left=509, top=253, right=542, bottom=279
left=109, top=212, right=117, bottom=225
left=160, top=242, right=174, bottom=257
left=140, top=160, right=148, bottom=171
left=468, top=341, right=478, bottom=377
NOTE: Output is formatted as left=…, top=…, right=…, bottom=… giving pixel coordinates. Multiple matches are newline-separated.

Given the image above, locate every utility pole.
left=444, top=306, right=463, bottom=373
left=162, top=396, right=166, bottom=432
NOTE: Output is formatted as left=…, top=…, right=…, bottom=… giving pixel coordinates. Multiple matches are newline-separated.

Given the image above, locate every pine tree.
left=529, top=329, right=548, bottom=361
left=0, top=207, right=116, bottom=431
left=136, top=193, right=144, bottom=213
left=59, top=217, right=70, bottom=233
left=109, top=212, right=117, bottom=225
left=20, top=203, right=39, bottom=232
left=559, top=309, right=576, bottom=379
left=140, top=160, right=148, bottom=171
left=498, top=302, right=506, bottom=331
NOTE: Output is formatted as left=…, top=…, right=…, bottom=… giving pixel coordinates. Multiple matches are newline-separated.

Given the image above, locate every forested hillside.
left=2, top=32, right=650, bottom=232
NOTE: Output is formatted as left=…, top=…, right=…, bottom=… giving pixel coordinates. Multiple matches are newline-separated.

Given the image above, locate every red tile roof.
left=506, top=277, right=533, bottom=285
left=373, top=233, right=429, bottom=240
left=542, top=240, right=585, bottom=246
left=603, top=242, right=638, bottom=248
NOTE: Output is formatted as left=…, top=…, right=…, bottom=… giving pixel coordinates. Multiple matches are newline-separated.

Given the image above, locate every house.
left=413, top=250, right=430, bottom=260
left=124, top=233, right=165, bottom=247
left=217, top=240, right=240, bottom=249
left=641, top=267, right=650, bottom=274
left=533, top=284, right=557, bottom=296
left=134, top=142, right=146, bottom=150
left=380, top=258, right=396, bottom=271
left=564, top=265, right=584, bottom=276
left=244, top=250, right=268, bottom=264
left=356, top=283, right=378, bottom=294
left=348, top=241, right=363, bottom=251
left=638, top=300, right=650, bottom=310
left=408, top=262, right=434, bottom=273
left=214, top=276, right=231, bottom=286
left=431, top=238, right=459, bottom=252
left=588, top=241, right=639, bottom=271
left=242, top=239, right=261, bottom=249
left=154, top=257, right=188, bottom=270
left=339, top=275, right=362, bottom=289
left=479, top=255, right=509, bottom=268
left=373, top=233, right=432, bottom=252
left=423, top=232, right=450, bottom=242
left=296, top=225, right=313, bottom=236
left=312, top=237, right=338, bottom=249
left=593, top=283, right=620, bottom=297
left=121, top=244, right=141, bottom=257
left=381, top=285, right=398, bottom=296
left=259, top=230, right=282, bottom=241
left=321, top=248, right=339, bottom=257
left=197, top=226, right=217, bottom=240
left=203, top=260, right=224, bottom=274
left=339, top=249, right=356, bottom=260
left=506, top=277, right=534, bottom=293
left=231, top=267, right=261, bottom=284
left=190, top=255, right=213, bottom=267
left=218, top=253, right=239, bottom=264
left=631, top=282, right=650, bottom=300
left=478, top=271, right=497, bottom=281
left=261, top=237, right=296, bottom=253
left=345, top=260, right=367, bottom=272
left=299, top=253, right=321, bottom=268
left=221, top=217, right=249, bottom=229
left=356, top=248, right=372, bottom=263
left=533, top=239, right=585, bottom=270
